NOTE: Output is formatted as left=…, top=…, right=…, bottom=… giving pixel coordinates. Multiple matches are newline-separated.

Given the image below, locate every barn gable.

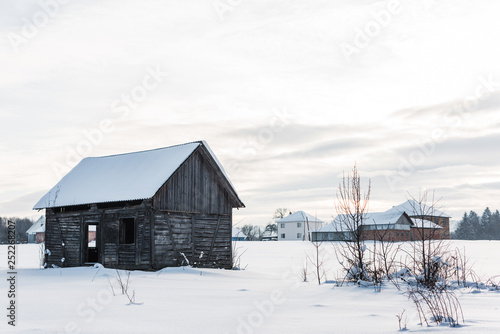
left=152, top=144, right=244, bottom=214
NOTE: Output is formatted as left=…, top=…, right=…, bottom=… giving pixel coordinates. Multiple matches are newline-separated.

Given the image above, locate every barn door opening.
left=85, top=224, right=99, bottom=263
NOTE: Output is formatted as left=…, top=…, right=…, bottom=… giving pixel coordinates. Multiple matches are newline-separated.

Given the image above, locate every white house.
left=276, top=211, right=324, bottom=241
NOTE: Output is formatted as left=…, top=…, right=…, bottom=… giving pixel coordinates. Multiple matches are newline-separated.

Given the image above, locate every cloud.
left=2, top=0, right=500, bottom=225
left=0, top=191, right=46, bottom=218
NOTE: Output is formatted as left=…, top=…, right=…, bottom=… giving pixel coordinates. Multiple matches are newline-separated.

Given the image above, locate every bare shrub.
left=299, top=259, right=308, bottom=282
left=232, top=240, right=247, bottom=270
left=406, top=286, right=464, bottom=327
left=37, top=243, right=45, bottom=269
left=401, top=191, right=450, bottom=289
left=395, top=309, right=407, bottom=330
left=334, top=164, right=371, bottom=282
left=115, top=270, right=142, bottom=305
left=307, top=240, right=326, bottom=285
left=486, top=275, right=500, bottom=290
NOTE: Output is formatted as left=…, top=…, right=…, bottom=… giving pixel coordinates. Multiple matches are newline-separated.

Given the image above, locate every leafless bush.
left=334, top=164, right=372, bottom=282
left=116, top=269, right=130, bottom=295
left=369, top=233, right=403, bottom=292
left=395, top=309, right=407, bottom=330
left=398, top=191, right=451, bottom=289
left=486, top=275, right=500, bottom=290
left=369, top=240, right=383, bottom=292
left=115, top=270, right=142, bottom=305
left=307, top=240, right=326, bottom=285
left=373, top=230, right=402, bottom=278
left=299, top=259, right=308, bottom=282
left=107, top=276, right=116, bottom=296
left=232, top=240, right=247, bottom=270
left=37, top=243, right=45, bottom=268
left=406, top=286, right=464, bottom=327
left=446, top=247, right=483, bottom=288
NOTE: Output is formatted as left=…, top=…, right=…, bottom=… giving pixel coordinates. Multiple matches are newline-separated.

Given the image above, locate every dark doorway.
left=85, top=224, right=99, bottom=263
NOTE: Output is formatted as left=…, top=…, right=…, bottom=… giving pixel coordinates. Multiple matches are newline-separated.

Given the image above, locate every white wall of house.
left=277, top=221, right=324, bottom=241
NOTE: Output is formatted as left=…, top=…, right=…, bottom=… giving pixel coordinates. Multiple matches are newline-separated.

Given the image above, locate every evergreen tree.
left=0, top=218, right=6, bottom=244
left=452, top=208, right=500, bottom=240
left=480, top=207, right=492, bottom=240
left=492, top=210, right=500, bottom=240
left=453, top=212, right=471, bottom=240
left=469, top=210, right=481, bottom=240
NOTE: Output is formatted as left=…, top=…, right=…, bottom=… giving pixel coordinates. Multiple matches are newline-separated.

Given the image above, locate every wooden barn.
left=33, top=141, right=244, bottom=270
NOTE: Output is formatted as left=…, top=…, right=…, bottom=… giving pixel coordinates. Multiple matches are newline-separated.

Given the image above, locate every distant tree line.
left=238, top=208, right=288, bottom=241
left=452, top=207, right=500, bottom=240
left=0, top=217, right=33, bottom=244
left=240, top=223, right=277, bottom=241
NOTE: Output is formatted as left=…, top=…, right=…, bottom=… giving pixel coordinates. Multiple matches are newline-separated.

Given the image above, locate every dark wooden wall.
left=45, top=203, right=152, bottom=270
left=153, top=212, right=232, bottom=269
left=153, top=147, right=238, bottom=215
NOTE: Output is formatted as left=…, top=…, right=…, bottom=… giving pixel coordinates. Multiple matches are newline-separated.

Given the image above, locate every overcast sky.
left=1, top=0, right=500, bottom=229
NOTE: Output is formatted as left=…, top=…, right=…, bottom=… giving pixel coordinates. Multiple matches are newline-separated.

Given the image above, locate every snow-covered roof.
left=410, top=218, right=443, bottom=229
left=314, top=213, right=443, bottom=233
left=313, top=222, right=340, bottom=233
left=26, top=216, right=45, bottom=234
left=364, top=211, right=408, bottom=226
left=232, top=228, right=247, bottom=239
left=387, top=199, right=450, bottom=218
left=34, top=141, right=242, bottom=209
left=319, top=211, right=409, bottom=232
left=276, top=211, right=324, bottom=224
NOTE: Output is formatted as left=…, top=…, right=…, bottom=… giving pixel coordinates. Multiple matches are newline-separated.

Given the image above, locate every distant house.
left=312, top=211, right=415, bottom=242
left=311, top=200, right=449, bottom=242
left=261, top=230, right=278, bottom=241
left=276, top=211, right=324, bottom=241
left=26, top=216, right=46, bottom=244
left=33, top=141, right=244, bottom=270
left=388, top=200, right=450, bottom=240
left=232, top=228, right=247, bottom=241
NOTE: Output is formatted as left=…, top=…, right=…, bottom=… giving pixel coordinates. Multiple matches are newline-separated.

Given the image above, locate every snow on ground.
left=0, top=241, right=499, bottom=333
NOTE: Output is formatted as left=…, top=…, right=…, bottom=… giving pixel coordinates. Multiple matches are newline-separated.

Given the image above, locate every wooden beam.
left=206, top=215, right=221, bottom=264
left=166, top=214, right=179, bottom=265
left=191, top=214, right=195, bottom=263
left=150, top=209, right=155, bottom=269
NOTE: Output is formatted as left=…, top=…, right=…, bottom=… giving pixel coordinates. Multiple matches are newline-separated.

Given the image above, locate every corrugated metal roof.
left=33, top=141, right=242, bottom=209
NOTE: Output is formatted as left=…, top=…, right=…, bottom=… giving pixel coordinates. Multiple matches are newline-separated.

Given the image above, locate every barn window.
left=280, top=223, right=285, bottom=228
left=297, top=222, right=302, bottom=228
left=281, top=233, right=285, bottom=239
left=297, top=233, right=302, bottom=239
left=119, top=218, right=135, bottom=244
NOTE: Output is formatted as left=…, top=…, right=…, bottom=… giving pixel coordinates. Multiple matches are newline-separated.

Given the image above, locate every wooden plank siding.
left=45, top=204, right=153, bottom=270
left=153, top=212, right=232, bottom=269
left=152, top=147, right=236, bottom=215
left=150, top=146, right=236, bottom=269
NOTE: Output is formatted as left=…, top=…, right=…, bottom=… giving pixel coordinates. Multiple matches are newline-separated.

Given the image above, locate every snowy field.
left=1, top=241, right=499, bottom=334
